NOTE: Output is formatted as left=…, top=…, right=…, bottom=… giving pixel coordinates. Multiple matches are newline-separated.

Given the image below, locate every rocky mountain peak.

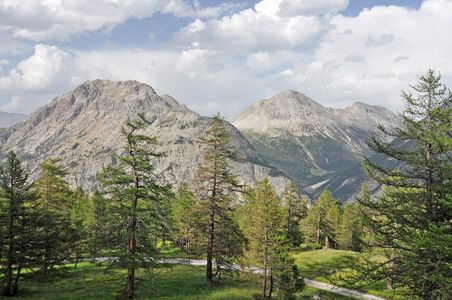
left=0, top=79, right=289, bottom=194
left=233, top=90, right=329, bottom=135
left=232, top=90, right=401, bottom=191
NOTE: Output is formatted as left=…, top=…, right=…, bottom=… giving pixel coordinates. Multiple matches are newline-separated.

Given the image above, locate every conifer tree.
left=170, top=182, right=197, bottom=254
left=302, top=189, right=341, bottom=247
left=191, top=113, right=244, bottom=286
left=0, top=151, right=38, bottom=296
left=355, top=69, right=452, bottom=298
left=88, top=191, right=111, bottom=261
left=240, top=179, right=301, bottom=299
left=34, top=157, right=74, bottom=273
left=282, top=181, right=307, bottom=247
left=97, top=113, right=172, bottom=298
left=69, top=187, right=93, bottom=268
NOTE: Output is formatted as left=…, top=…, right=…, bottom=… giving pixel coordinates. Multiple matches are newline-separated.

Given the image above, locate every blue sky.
left=0, top=0, right=449, bottom=120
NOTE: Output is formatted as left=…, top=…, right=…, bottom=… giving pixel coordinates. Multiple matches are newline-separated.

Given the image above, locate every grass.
left=6, top=259, right=360, bottom=300
left=3, top=246, right=408, bottom=299
left=292, top=246, right=404, bottom=299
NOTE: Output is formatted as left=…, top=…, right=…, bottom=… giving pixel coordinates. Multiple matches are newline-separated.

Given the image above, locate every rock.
left=0, top=80, right=290, bottom=194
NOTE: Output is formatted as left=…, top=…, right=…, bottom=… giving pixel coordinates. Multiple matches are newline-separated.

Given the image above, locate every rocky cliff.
left=0, top=80, right=290, bottom=194
left=232, top=90, right=401, bottom=200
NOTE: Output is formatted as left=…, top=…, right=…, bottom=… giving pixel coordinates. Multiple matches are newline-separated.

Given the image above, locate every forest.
left=0, top=70, right=451, bottom=300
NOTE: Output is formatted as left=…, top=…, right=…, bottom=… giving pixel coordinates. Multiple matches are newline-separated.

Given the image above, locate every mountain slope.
left=0, top=111, right=26, bottom=128
left=0, top=80, right=290, bottom=194
left=232, top=90, right=401, bottom=199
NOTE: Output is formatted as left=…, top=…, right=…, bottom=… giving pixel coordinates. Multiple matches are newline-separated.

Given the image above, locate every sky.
left=0, top=0, right=451, bottom=120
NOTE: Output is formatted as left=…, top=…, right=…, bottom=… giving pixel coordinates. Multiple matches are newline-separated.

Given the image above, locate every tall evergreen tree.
left=88, top=191, right=111, bottom=261
left=355, top=69, right=452, bottom=299
left=282, top=181, right=307, bottom=247
left=240, top=179, right=301, bottom=299
left=0, top=151, right=38, bottom=296
left=69, top=187, right=94, bottom=268
left=191, top=113, right=244, bottom=286
left=170, top=182, right=197, bottom=254
left=337, top=184, right=370, bottom=252
left=34, top=157, right=74, bottom=273
left=97, top=113, right=172, bottom=298
left=302, top=189, right=341, bottom=248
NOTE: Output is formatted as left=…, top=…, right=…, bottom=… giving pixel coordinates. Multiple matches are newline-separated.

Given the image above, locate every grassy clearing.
left=8, top=260, right=358, bottom=300
left=292, top=247, right=404, bottom=299
left=4, top=246, right=406, bottom=299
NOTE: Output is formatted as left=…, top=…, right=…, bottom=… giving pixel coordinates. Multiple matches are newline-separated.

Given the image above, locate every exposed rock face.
left=232, top=90, right=401, bottom=200
left=0, top=111, right=26, bottom=128
left=0, top=80, right=290, bottom=194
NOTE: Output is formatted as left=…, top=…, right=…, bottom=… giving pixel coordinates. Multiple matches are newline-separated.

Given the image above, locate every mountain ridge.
left=0, top=79, right=290, bottom=194
left=232, top=90, right=401, bottom=200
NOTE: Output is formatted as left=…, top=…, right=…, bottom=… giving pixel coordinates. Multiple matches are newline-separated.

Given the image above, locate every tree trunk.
left=261, top=228, right=268, bottom=299
left=269, top=274, right=274, bottom=298
left=12, top=266, right=22, bottom=295
left=5, top=200, right=15, bottom=296
left=125, top=199, right=137, bottom=298
left=125, top=139, right=138, bottom=298
left=205, top=209, right=215, bottom=285
left=316, top=213, right=321, bottom=244
left=387, top=259, right=394, bottom=291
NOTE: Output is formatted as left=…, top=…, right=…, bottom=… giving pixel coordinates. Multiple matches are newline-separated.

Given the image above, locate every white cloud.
left=246, top=52, right=272, bottom=72
left=1, top=0, right=451, bottom=121
left=174, top=1, right=329, bottom=53
left=0, top=95, right=22, bottom=112
left=280, top=0, right=452, bottom=112
left=279, top=0, right=349, bottom=16
left=0, top=44, right=70, bottom=90
left=0, top=0, right=241, bottom=41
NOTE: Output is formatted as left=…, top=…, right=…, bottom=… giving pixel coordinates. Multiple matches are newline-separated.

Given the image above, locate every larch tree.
left=354, top=69, right=452, bottom=299
left=0, top=151, right=38, bottom=296
left=240, top=179, right=301, bottom=299
left=282, top=181, right=308, bottom=247
left=337, top=184, right=370, bottom=252
left=302, top=189, right=341, bottom=247
left=97, top=113, right=172, bottom=299
left=170, top=182, right=197, bottom=254
left=191, top=113, right=245, bottom=286
left=34, top=157, right=74, bottom=273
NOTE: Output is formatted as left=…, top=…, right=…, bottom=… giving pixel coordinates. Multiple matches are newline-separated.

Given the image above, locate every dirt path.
left=156, top=258, right=385, bottom=300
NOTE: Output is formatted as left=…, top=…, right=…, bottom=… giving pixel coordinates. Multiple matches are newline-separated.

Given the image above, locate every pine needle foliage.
left=352, top=69, right=452, bottom=299
left=97, top=112, right=172, bottom=298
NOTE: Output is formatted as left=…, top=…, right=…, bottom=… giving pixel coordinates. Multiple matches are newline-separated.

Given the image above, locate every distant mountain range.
left=0, top=111, right=26, bottom=128
left=232, top=90, right=401, bottom=201
left=0, top=80, right=402, bottom=203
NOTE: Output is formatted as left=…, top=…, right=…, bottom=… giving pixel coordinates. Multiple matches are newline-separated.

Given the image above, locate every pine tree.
left=336, top=185, right=369, bottom=252
left=282, top=181, right=308, bottom=247
left=302, top=189, right=341, bottom=248
left=240, top=179, right=301, bottom=299
left=356, top=69, right=452, bottom=298
left=97, top=113, right=172, bottom=298
left=69, top=187, right=94, bottom=268
left=34, top=157, right=74, bottom=273
left=88, top=191, right=111, bottom=261
left=0, top=151, right=38, bottom=296
left=170, top=182, right=197, bottom=254
left=191, top=113, right=245, bottom=286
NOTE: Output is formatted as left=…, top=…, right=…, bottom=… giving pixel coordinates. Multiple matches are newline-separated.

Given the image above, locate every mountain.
left=0, top=111, right=26, bottom=128
left=0, top=80, right=290, bottom=194
left=232, top=90, right=401, bottom=201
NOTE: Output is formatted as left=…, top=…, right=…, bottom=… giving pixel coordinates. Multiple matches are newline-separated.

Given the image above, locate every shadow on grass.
left=14, top=262, right=261, bottom=300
